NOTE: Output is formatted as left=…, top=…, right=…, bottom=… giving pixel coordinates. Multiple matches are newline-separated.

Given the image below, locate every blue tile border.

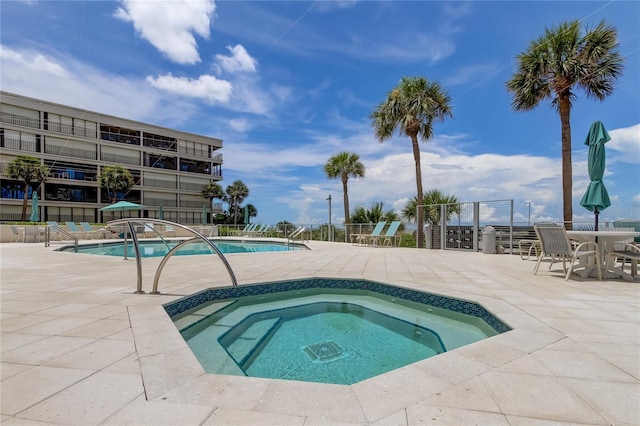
left=164, top=277, right=511, bottom=334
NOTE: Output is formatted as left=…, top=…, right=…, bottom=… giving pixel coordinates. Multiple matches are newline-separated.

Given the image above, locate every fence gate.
left=421, top=199, right=514, bottom=251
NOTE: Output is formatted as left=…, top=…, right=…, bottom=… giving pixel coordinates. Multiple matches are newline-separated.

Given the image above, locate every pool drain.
left=303, top=341, right=343, bottom=361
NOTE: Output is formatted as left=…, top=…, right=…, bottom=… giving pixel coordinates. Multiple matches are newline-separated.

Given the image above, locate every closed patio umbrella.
left=29, top=192, right=39, bottom=222
left=579, top=121, right=611, bottom=231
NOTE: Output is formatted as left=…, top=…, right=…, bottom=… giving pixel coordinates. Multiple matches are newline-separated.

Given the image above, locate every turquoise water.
left=58, top=239, right=305, bottom=257
left=175, top=288, right=498, bottom=385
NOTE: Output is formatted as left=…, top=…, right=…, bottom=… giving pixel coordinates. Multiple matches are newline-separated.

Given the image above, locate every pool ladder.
left=106, top=218, right=238, bottom=294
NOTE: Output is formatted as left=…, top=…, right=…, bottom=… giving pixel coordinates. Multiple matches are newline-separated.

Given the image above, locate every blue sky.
left=2, top=0, right=639, bottom=226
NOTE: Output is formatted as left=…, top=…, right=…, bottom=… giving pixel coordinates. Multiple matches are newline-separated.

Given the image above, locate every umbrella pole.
left=594, top=208, right=599, bottom=231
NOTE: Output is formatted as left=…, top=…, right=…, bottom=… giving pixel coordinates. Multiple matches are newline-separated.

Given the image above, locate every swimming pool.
left=57, top=239, right=306, bottom=257
left=166, top=278, right=510, bottom=385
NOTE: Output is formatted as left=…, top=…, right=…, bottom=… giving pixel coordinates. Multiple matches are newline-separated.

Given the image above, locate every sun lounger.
left=379, top=221, right=402, bottom=247
left=351, top=222, right=386, bottom=246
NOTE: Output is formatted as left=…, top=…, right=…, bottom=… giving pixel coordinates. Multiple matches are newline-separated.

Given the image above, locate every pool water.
left=168, top=279, right=509, bottom=385
left=58, top=239, right=305, bottom=257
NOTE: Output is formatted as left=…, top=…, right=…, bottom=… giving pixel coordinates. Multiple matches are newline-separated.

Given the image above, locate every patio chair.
left=380, top=221, right=402, bottom=247
left=534, top=225, right=601, bottom=280
left=350, top=222, right=386, bottom=246
left=608, top=243, right=640, bottom=278
left=9, top=225, right=24, bottom=243
left=233, top=223, right=252, bottom=236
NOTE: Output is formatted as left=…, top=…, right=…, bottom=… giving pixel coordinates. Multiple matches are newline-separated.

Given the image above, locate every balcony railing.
left=179, top=182, right=206, bottom=191
left=1, top=137, right=38, bottom=153
left=144, top=197, right=177, bottom=207
left=143, top=178, right=177, bottom=189
left=45, top=121, right=97, bottom=138
left=0, top=112, right=40, bottom=129
left=180, top=199, right=209, bottom=208
left=101, top=152, right=140, bottom=166
left=45, top=145, right=97, bottom=161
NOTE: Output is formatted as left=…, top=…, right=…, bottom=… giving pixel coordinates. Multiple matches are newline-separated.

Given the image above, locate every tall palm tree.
left=371, top=76, right=452, bottom=247
left=506, top=20, right=623, bottom=228
left=225, top=180, right=249, bottom=225
left=5, top=155, right=49, bottom=221
left=99, top=165, right=135, bottom=204
left=402, top=189, right=461, bottom=225
left=201, top=182, right=224, bottom=222
left=323, top=152, right=365, bottom=228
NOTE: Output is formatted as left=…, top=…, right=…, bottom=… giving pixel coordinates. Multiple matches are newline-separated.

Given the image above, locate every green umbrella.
left=100, top=201, right=144, bottom=212
left=579, top=121, right=611, bottom=230
left=29, top=192, right=39, bottom=222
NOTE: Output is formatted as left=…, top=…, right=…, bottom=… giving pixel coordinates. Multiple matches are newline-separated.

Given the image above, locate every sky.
left=1, top=0, right=639, bottom=227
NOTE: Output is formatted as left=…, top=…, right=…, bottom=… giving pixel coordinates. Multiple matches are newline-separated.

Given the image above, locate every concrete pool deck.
left=1, top=239, right=638, bottom=425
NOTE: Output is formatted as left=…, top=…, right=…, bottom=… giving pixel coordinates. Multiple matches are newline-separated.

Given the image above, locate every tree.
left=225, top=180, right=249, bottom=225
left=323, top=152, right=365, bottom=228
left=99, top=165, right=135, bottom=204
left=402, top=189, right=461, bottom=225
left=201, top=182, right=224, bottom=222
left=5, top=156, right=49, bottom=221
left=351, top=201, right=399, bottom=225
left=371, top=76, right=452, bottom=247
left=506, top=20, right=623, bottom=228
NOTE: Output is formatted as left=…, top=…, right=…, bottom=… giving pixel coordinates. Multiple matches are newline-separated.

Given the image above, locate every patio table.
left=567, top=230, right=640, bottom=280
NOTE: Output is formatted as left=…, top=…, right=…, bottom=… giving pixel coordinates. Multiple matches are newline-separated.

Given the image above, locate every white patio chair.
left=10, top=225, right=24, bottom=243
left=534, top=225, right=601, bottom=280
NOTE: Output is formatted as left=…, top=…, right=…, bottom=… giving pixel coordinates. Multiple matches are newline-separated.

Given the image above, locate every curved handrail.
left=106, top=218, right=238, bottom=294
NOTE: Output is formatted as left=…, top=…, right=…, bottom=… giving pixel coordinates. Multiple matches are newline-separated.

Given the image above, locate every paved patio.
left=1, top=240, right=638, bottom=425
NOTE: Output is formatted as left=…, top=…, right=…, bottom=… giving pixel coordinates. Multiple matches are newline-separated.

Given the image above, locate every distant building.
left=0, top=91, right=224, bottom=223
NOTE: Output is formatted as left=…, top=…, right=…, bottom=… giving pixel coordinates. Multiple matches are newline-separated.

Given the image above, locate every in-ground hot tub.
left=165, top=278, right=511, bottom=385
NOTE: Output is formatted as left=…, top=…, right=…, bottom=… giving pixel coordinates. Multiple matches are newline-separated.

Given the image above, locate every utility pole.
left=326, top=195, right=332, bottom=241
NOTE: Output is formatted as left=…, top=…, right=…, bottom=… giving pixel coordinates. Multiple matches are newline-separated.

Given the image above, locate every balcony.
left=101, top=152, right=140, bottom=166
left=46, top=145, right=97, bottom=161
left=1, top=137, right=38, bottom=153
left=45, top=120, right=97, bottom=138
left=0, top=111, right=40, bottom=129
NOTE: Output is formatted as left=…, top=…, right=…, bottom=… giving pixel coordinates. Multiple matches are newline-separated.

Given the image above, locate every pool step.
left=223, top=317, right=283, bottom=369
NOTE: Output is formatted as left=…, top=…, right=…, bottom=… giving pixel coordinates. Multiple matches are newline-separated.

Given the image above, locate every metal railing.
left=105, top=218, right=238, bottom=294
left=44, top=225, right=78, bottom=251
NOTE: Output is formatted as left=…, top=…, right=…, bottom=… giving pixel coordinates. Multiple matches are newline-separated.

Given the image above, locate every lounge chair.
left=232, top=223, right=251, bottom=236
left=379, top=221, right=402, bottom=247
left=46, top=221, right=63, bottom=241
left=144, top=223, right=156, bottom=238
left=79, top=222, right=104, bottom=239
left=350, top=222, right=386, bottom=246
left=288, top=226, right=306, bottom=242
left=534, top=225, right=601, bottom=280
left=163, top=224, right=176, bottom=237
left=65, top=222, right=85, bottom=239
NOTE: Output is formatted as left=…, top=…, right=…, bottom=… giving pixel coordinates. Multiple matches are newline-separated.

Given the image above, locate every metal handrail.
left=44, top=225, right=78, bottom=251
left=106, top=218, right=238, bottom=294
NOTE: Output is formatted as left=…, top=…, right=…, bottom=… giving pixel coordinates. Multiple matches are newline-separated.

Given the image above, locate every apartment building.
left=0, top=91, right=224, bottom=224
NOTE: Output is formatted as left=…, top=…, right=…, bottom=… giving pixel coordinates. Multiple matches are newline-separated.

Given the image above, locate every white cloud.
left=146, top=73, right=232, bottom=104
left=227, top=118, right=251, bottom=132
left=607, top=124, right=640, bottom=164
left=0, top=45, right=190, bottom=124
left=214, top=45, right=257, bottom=74
left=0, top=46, right=68, bottom=77
left=114, top=0, right=215, bottom=65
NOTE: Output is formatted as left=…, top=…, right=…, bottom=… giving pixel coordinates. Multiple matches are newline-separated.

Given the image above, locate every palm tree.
left=351, top=201, right=399, bottom=225
left=323, top=152, right=365, bottom=229
left=506, top=20, right=623, bottom=228
left=225, top=180, right=249, bottom=224
left=402, top=189, right=461, bottom=225
left=5, top=156, right=49, bottom=221
left=371, top=76, right=452, bottom=247
left=201, top=182, right=224, bottom=222
left=99, top=165, right=135, bottom=204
